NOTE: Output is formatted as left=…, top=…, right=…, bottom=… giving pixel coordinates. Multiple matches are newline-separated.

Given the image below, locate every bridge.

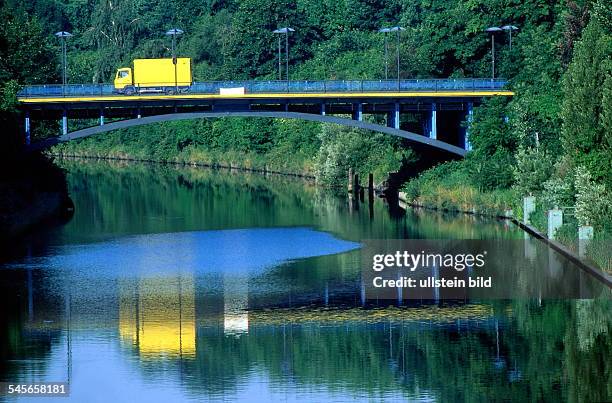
left=18, top=79, right=513, bottom=157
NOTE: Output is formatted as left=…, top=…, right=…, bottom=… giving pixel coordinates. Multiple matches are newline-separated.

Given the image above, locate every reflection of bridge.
left=18, top=79, right=513, bottom=156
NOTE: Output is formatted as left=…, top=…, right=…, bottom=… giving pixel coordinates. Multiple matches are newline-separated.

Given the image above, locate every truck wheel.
left=125, top=87, right=135, bottom=96
left=165, top=88, right=176, bottom=95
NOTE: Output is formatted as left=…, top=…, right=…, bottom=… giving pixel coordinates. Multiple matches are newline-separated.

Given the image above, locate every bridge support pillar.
left=99, top=109, right=105, bottom=126
left=464, top=102, right=473, bottom=151
left=429, top=102, right=437, bottom=139
left=394, top=102, right=400, bottom=129
left=24, top=111, right=31, bottom=146
left=62, top=110, right=68, bottom=136
left=352, top=103, right=363, bottom=121
left=387, top=103, right=400, bottom=129
left=320, top=103, right=326, bottom=116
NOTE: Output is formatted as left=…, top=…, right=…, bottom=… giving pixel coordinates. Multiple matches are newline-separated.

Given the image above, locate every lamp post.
left=378, top=28, right=391, bottom=80
left=389, top=27, right=405, bottom=89
left=501, top=25, right=518, bottom=50
left=165, top=28, right=184, bottom=94
left=54, top=31, right=73, bottom=95
left=274, top=30, right=282, bottom=79
left=273, top=27, right=295, bottom=81
left=485, top=27, right=502, bottom=80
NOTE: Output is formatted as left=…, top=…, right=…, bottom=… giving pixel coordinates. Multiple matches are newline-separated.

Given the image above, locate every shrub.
left=574, top=166, right=612, bottom=229
left=513, top=146, right=555, bottom=196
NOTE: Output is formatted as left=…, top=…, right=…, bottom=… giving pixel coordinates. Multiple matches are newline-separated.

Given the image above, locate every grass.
left=402, top=161, right=612, bottom=274
left=402, top=161, right=519, bottom=217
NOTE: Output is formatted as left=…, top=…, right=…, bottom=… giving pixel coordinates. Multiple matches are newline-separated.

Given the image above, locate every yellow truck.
left=114, top=58, right=192, bottom=95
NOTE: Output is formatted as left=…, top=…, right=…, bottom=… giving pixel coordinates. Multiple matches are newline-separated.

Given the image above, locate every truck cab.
left=114, top=68, right=134, bottom=94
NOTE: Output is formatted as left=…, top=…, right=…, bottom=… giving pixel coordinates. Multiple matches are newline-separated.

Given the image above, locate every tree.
left=561, top=1, right=612, bottom=183
left=466, top=98, right=518, bottom=190
left=0, top=6, right=56, bottom=85
left=224, top=0, right=301, bottom=79
left=513, top=147, right=555, bottom=196
left=84, top=0, right=147, bottom=83
left=0, top=5, right=56, bottom=151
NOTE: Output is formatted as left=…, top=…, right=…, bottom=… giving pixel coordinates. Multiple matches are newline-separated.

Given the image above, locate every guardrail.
left=17, top=79, right=508, bottom=98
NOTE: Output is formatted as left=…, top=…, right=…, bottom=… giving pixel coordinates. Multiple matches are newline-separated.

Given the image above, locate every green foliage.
left=0, top=0, right=608, bottom=198
left=541, top=175, right=574, bottom=210
left=512, top=147, right=555, bottom=196
left=465, top=98, right=517, bottom=190
left=295, top=31, right=384, bottom=80
left=574, top=166, right=612, bottom=229
left=0, top=80, right=20, bottom=113
left=0, top=6, right=56, bottom=85
left=314, top=124, right=405, bottom=186
left=401, top=161, right=518, bottom=215
left=0, top=4, right=57, bottom=153
left=561, top=5, right=612, bottom=183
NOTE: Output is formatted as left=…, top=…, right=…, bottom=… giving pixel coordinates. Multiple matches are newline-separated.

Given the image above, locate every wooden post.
left=353, top=173, right=359, bottom=195
left=367, top=173, right=374, bottom=213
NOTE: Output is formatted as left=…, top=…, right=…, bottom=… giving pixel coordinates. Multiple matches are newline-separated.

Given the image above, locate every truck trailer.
left=114, top=58, right=192, bottom=95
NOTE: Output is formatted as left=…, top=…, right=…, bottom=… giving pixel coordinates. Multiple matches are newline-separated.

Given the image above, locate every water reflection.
left=0, top=160, right=610, bottom=402
left=119, top=276, right=197, bottom=359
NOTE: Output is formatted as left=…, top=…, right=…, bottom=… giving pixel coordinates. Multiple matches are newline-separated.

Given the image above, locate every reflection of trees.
left=512, top=299, right=612, bottom=402
left=58, top=160, right=321, bottom=242
left=58, top=159, right=525, bottom=246
left=179, top=299, right=610, bottom=401
left=0, top=270, right=65, bottom=383
left=565, top=298, right=612, bottom=402
left=110, top=295, right=611, bottom=401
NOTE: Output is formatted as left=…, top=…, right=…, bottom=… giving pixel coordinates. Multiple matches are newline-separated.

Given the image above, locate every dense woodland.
left=0, top=0, right=610, bottom=242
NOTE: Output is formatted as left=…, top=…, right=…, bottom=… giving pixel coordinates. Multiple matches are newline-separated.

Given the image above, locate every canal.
left=1, top=160, right=610, bottom=402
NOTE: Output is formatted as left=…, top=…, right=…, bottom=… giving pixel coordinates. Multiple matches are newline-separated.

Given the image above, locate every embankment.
left=0, top=153, right=71, bottom=239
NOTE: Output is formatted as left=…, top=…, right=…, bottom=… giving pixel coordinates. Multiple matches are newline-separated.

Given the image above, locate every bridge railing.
left=18, top=83, right=115, bottom=97
left=18, top=79, right=507, bottom=98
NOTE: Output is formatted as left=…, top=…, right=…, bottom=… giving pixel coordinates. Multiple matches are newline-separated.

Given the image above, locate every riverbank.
left=48, top=119, right=406, bottom=187
left=48, top=153, right=317, bottom=179
left=399, top=172, right=612, bottom=276
left=0, top=154, right=71, bottom=240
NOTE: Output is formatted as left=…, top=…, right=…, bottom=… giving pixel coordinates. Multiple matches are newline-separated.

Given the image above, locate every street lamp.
left=54, top=31, right=73, bottom=94
left=501, top=25, right=518, bottom=50
left=273, top=29, right=282, bottom=80
left=165, top=28, right=184, bottom=94
left=378, top=28, right=391, bottom=80
left=387, top=26, right=405, bottom=88
left=273, top=27, right=295, bottom=81
left=485, top=27, right=502, bottom=79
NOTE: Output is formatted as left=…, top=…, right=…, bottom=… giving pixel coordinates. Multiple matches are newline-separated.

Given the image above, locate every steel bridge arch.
left=29, top=111, right=467, bottom=157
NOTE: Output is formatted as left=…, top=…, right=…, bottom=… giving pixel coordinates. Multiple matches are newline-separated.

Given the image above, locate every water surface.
left=1, top=161, right=610, bottom=402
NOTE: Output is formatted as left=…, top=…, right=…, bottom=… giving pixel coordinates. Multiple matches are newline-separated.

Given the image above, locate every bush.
left=513, top=146, right=555, bottom=196
left=401, top=161, right=518, bottom=216
left=574, top=166, right=612, bottom=229
left=314, top=124, right=405, bottom=187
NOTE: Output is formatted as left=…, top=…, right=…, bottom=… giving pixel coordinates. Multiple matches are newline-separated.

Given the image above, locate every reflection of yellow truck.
left=114, top=58, right=192, bottom=95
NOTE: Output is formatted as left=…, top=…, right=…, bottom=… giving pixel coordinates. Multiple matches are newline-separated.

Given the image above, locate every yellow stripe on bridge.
left=19, top=90, right=514, bottom=104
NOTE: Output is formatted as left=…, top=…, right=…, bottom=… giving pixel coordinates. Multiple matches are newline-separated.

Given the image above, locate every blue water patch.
left=17, top=227, right=360, bottom=276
